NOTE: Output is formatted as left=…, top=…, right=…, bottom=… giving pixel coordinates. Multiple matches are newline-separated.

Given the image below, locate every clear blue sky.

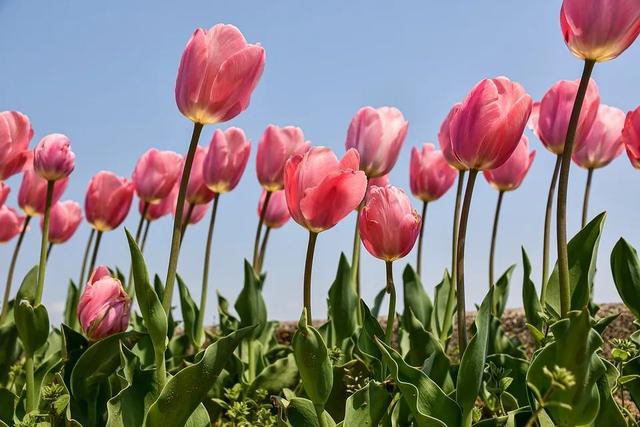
left=1, top=1, right=639, bottom=324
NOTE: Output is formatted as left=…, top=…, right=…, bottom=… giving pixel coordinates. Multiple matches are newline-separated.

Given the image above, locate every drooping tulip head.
left=284, top=147, right=367, bottom=233
left=572, top=104, right=625, bottom=169
left=483, top=136, right=536, bottom=192
left=0, top=205, right=26, bottom=243
left=132, top=149, right=183, bottom=203
left=258, top=189, right=290, bottom=229
left=449, top=77, right=533, bottom=170
left=359, top=185, right=421, bottom=262
left=77, top=266, right=130, bottom=341
left=42, top=200, right=82, bottom=244
left=18, top=163, right=68, bottom=216
left=186, top=146, right=215, bottom=205
left=345, top=106, right=409, bottom=177
left=203, top=127, right=251, bottom=194
left=0, top=111, right=33, bottom=180
left=85, top=171, right=134, bottom=232
left=175, top=24, right=266, bottom=125
left=438, top=104, right=467, bottom=171
left=0, top=182, right=9, bottom=207
left=33, top=133, right=75, bottom=181
left=256, top=125, right=310, bottom=191
left=410, top=143, right=457, bottom=202
left=560, top=0, right=640, bottom=62
left=622, top=106, right=640, bottom=169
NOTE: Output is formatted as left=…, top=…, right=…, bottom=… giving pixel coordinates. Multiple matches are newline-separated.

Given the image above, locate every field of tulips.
left=2, top=1, right=640, bottom=426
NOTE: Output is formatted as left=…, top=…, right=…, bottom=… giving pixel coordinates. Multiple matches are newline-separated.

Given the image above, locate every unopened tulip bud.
left=623, top=106, right=640, bottom=169
left=85, top=171, right=134, bottom=231
left=42, top=200, right=82, bottom=244
left=0, top=111, right=33, bottom=180
left=203, top=128, right=251, bottom=194
left=0, top=205, right=26, bottom=243
left=572, top=105, right=625, bottom=169
left=33, top=134, right=75, bottom=181
left=256, top=125, right=310, bottom=191
left=132, top=149, right=183, bottom=203
left=257, top=189, right=289, bottom=229
left=483, top=136, right=536, bottom=192
left=410, top=143, right=457, bottom=202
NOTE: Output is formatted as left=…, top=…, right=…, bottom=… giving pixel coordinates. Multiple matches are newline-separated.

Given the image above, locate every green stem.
left=140, top=219, right=151, bottom=253
left=127, top=203, right=149, bottom=297
left=384, top=260, right=396, bottom=344
left=456, top=169, right=479, bottom=354
left=46, top=243, right=53, bottom=262
left=25, top=356, right=36, bottom=412
left=314, top=403, right=327, bottom=427
left=179, top=202, right=195, bottom=247
left=351, top=206, right=363, bottom=324
left=489, top=191, right=504, bottom=290
left=556, top=59, right=596, bottom=318
left=35, top=180, right=54, bottom=305
left=86, top=230, right=103, bottom=286
left=303, top=231, right=318, bottom=325
left=256, top=226, right=271, bottom=274
left=248, top=340, right=256, bottom=382
left=541, top=155, right=561, bottom=305
left=1, top=215, right=31, bottom=321
left=416, top=201, right=429, bottom=277
left=581, top=168, right=594, bottom=229
left=155, top=346, right=166, bottom=393
left=163, top=121, right=204, bottom=313
left=252, top=190, right=271, bottom=268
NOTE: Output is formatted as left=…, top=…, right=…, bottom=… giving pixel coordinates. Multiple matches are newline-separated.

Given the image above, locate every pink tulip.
left=141, top=193, right=174, bottom=221
left=368, top=174, right=389, bottom=188
left=85, top=171, right=134, bottom=231
left=284, top=147, right=367, bottom=233
left=132, top=149, right=183, bottom=203
left=175, top=24, right=266, bottom=125
left=257, top=189, right=289, bottom=229
left=410, top=143, right=457, bottom=202
left=560, top=0, right=640, bottom=62
left=345, top=106, right=409, bottom=177
left=176, top=199, right=209, bottom=225
left=186, top=146, right=215, bottom=205
left=0, top=205, right=26, bottom=243
left=623, top=106, right=640, bottom=169
left=0, top=111, right=33, bottom=180
left=530, top=79, right=600, bottom=155
left=448, top=77, right=533, bottom=170
left=77, top=266, right=130, bottom=340
left=438, top=104, right=467, bottom=171
left=18, top=164, right=68, bottom=216
left=256, top=125, right=311, bottom=191
left=33, top=134, right=75, bottom=181
left=483, top=136, right=536, bottom=192
left=572, top=104, right=625, bottom=169
left=359, top=185, right=421, bottom=261
left=203, top=127, right=251, bottom=193
left=0, top=182, right=9, bottom=207
left=42, top=200, right=82, bottom=244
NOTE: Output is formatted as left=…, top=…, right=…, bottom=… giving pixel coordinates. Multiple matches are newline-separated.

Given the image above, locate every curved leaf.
left=521, top=248, right=543, bottom=332
left=247, top=353, right=298, bottom=395
left=234, top=260, right=267, bottom=339
left=15, top=300, right=49, bottom=356
left=610, top=238, right=640, bottom=319
left=493, top=265, right=515, bottom=317
left=286, top=397, right=336, bottom=427
left=176, top=274, right=199, bottom=347
left=327, top=253, right=358, bottom=346
left=342, top=380, right=391, bottom=426
left=402, top=264, right=433, bottom=331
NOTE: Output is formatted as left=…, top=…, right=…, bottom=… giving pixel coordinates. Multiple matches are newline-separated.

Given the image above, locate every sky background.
left=1, top=1, right=639, bottom=325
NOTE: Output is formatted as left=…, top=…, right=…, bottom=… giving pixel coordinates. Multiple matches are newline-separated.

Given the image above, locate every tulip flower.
left=438, top=104, right=466, bottom=171
left=256, top=125, right=311, bottom=191
left=560, top=0, right=640, bottom=62
left=203, top=128, right=251, bottom=194
left=132, top=148, right=183, bottom=204
left=0, top=205, right=26, bottom=243
left=622, top=106, right=640, bottom=169
left=359, top=185, right=421, bottom=343
left=142, top=192, right=175, bottom=221
left=43, top=200, right=82, bottom=245
left=18, top=165, right=68, bottom=217
left=0, top=111, right=33, bottom=181
left=186, top=145, right=216, bottom=206
left=254, top=189, right=290, bottom=273
left=368, top=174, right=389, bottom=189
left=0, top=182, right=9, bottom=207
left=77, top=266, right=131, bottom=341
left=33, top=133, right=75, bottom=181
left=409, top=143, right=457, bottom=277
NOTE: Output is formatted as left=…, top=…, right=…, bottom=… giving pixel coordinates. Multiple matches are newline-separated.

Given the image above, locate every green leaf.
left=545, top=212, right=606, bottom=314
left=327, top=253, right=358, bottom=346
left=402, top=264, right=433, bottom=331
left=486, top=354, right=529, bottom=406
left=216, top=291, right=238, bottom=335
left=64, top=280, right=79, bottom=327
left=144, top=326, right=255, bottom=427
left=286, top=397, right=336, bottom=427
left=0, top=320, right=19, bottom=384
left=0, top=388, right=15, bottom=425
left=521, top=248, right=544, bottom=333
left=610, top=238, right=640, bottom=319
left=492, top=265, right=515, bottom=318
left=234, top=260, right=267, bottom=339
left=342, top=380, right=391, bottom=426
left=14, top=300, right=49, bottom=356
left=371, top=287, right=386, bottom=319
left=356, top=300, right=385, bottom=380
left=15, top=265, right=38, bottom=303
left=622, top=354, right=640, bottom=409
left=592, top=358, right=627, bottom=427
left=176, top=274, right=199, bottom=347
left=247, top=353, right=298, bottom=395
left=433, top=271, right=452, bottom=339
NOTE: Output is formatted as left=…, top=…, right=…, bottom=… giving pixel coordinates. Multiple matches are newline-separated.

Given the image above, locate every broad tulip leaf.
left=404, top=308, right=450, bottom=390
left=234, top=260, right=267, bottom=339
left=0, top=320, right=19, bottom=384
left=176, top=274, right=199, bottom=347
left=492, top=265, right=515, bottom=317
left=592, top=359, right=627, bottom=427
left=610, top=238, right=640, bottom=319
left=521, top=248, right=544, bottom=333
left=432, top=271, right=452, bottom=339
left=14, top=300, right=49, bottom=356
left=356, top=300, right=385, bottom=380
left=216, top=291, right=238, bottom=335
left=622, top=355, right=640, bottom=409
left=247, top=353, right=298, bottom=395
left=15, top=265, right=38, bottom=303
left=327, top=253, right=358, bottom=345
left=64, top=280, right=79, bottom=328
left=371, top=287, right=386, bottom=319
left=342, top=380, right=391, bottom=426
left=402, top=264, right=433, bottom=331
left=286, top=397, right=336, bottom=427
left=0, top=388, right=15, bottom=425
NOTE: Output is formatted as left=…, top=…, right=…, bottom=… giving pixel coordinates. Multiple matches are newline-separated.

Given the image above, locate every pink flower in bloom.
left=449, top=77, right=533, bottom=170
left=560, top=0, right=640, bottom=62
left=18, top=164, right=68, bottom=216
left=410, top=143, right=457, bottom=202
left=256, top=125, right=310, bottom=191
left=572, top=105, right=626, bottom=169
left=257, top=189, right=289, bottom=229
left=175, top=198, right=209, bottom=225
left=359, top=185, right=421, bottom=262
left=284, top=147, right=367, bottom=233
left=175, top=24, right=266, bottom=125
left=0, top=111, right=33, bottom=180
left=622, top=106, right=640, bottom=169
left=0, top=205, right=26, bottom=243
left=345, top=106, right=409, bottom=177
left=368, top=174, right=389, bottom=188
left=186, top=146, right=215, bottom=205
left=42, top=200, right=82, bottom=244
left=33, top=133, right=75, bottom=181
left=483, top=136, right=536, bottom=192
left=85, top=171, right=134, bottom=232
left=203, top=127, right=251, bottom=194
left=530, top=79, right=600, bottom=155
left=77, top=266, right=130, bottom=340
left=438, top=104, right=467, bottom=171
left=141, top=191, right=175, bottom=221
left=132, top=149, right=183, bottom=203
left=0, top=182, right=10, bottom=207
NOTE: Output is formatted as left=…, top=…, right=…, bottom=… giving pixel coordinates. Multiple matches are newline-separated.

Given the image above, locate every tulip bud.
left=132, top=148, right=183, bottom=203
left=572, top=105, right=625, bottom=169
left=438, top=104, right=467, bottom=171
left=33, top=134, right=75, bottom=181
left=0, top=182, right=10, bottom=207
left=18, top=163, right=68, bottom=216
left=623, top=106, right=640, bottom=169
left=77, top=266, right=130, bottom=340
left=175, top=199, right=209, bottom=225
left=409, top=143, right=457, bottom=202
left=85, top=171, right=134, bottom=231
left=141, top=190, right=174, bottom=221
left=483, top=136, right=536, bottom=192
left=42, top=200, right=82, bottom=244
left=0, top=205, right=26, bottom=243
left=0, top=111, right=33, bottom=180
left=257, top=189, right=290, bottom=229
left=256, top=125, right=310, bottom=191
left=203, top=128, right=251, bottom=194
left=186, top=146, right=215, bottom=205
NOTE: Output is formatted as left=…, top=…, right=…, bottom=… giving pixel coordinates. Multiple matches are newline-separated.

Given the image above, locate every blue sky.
left=1, top=1, right=639, bottom=324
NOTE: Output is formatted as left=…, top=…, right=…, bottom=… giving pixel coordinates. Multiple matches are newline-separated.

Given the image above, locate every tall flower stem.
left=179, top=203, right=195, bottom=247
left=195, top=193, right=220, bottom=350
left=456, top=169, right=479, bottom=354
left=256, top=226, right=271, bottom=274
left=556, top=59, right=595, bottom=318
left=416, top=201, right=429, bottom=277
left=581, top=168, right=594, bottom=229
left=303, top=231, right=318, bottom=325
left=127, top=202, right=149, bottom=297
left=439, top=170, right=465, bottom=345
left=140, top=219, right=151, bottom=253
left=384, top=260, right=396, bottom=345
left=350, top=208, right=362, bottom=294
left=541, top=155, right=561, bottom=305
left=46, top=243, right=54, bottom=262
left=489, top=191, right=504, bottom=290
left=252, top=190, right=271, bottom=269
left=163, top=122, right=204, bottom=313
left=1, top=216, right=31, bottom=321
left=86, top=230, right=104, bottom=287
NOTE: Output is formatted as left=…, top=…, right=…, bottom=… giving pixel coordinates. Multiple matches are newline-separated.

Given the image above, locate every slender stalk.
left=350, top=209, right=362, bottom=294
left=35, top=181, right=54, bottom=305
left=416, top=201, right=429, bottom=277
left=581, top=168, right=594, bottom=229
left=86, top=231, right=103, bottom=286
left=303, top=231, right=318, bottom=325
left=556, top=59, right=596, bottom=318
left=25, top=357, right=35, bottom=412
left=163, top=121, right=204, bottom=313
left=384, top=261, right=396, bottom=344
left=314, top=403, right=327, bottom=427
left=127, top=203, right=150, bottom=297
left=155, top=347, right=166, bottom=392
left=252, top=190, right=271, bottom=268
left=456, top=169, right=479, bottom=354
left=489, top=191, right=504, bottom=289
left=195, top=193, right=220, bottom=349
left=46, top=243, right=53, bottom=262
left=440, top=170, right=465, bottom=345
left=140, top=219, right=151, bottom=253
left=256, top=226, right=271, bottom=274
left=541, top=155, right=561, bottom=305
left=179, top=203, right=195, bottom=247
left=1, top=216, right=31, bottom=320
